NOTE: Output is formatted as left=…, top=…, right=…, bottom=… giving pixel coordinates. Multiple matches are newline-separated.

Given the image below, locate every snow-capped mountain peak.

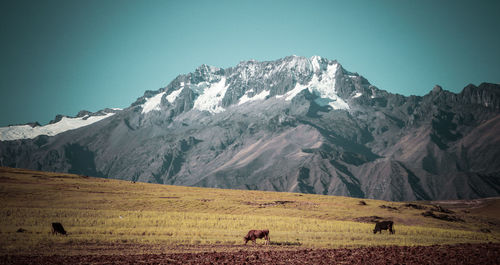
left=137, top=56, right=360, bottom=117
left=277, top=60, right=349, bottom=109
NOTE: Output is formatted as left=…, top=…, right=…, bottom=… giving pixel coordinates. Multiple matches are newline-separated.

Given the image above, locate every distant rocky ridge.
left=49, top=108, right=122, bottom=124
left=0, top=55, right=499, bottom=201
left=0, top=108, right=120, bottom=141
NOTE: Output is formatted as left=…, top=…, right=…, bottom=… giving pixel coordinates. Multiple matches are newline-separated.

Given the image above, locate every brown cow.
left=373, top=221, right=394, bottom=234
left=244, top=229, right=270, bottom=245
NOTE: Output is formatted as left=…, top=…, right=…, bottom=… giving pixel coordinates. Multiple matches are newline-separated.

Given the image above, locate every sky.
left=1, top=0, right=499, bottom=126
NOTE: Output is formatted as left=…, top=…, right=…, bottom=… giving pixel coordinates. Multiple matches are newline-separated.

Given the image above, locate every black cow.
left=373, top=221, right=394, bottom=234
left=52, top=222, right=67, bottom=235
left=244, top=229, right=270, bottom=245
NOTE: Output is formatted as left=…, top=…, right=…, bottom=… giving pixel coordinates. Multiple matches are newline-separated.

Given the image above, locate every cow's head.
left=243, top=236, right=249, bottom=244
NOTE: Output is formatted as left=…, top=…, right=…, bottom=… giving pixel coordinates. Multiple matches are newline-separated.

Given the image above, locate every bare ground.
left=1, top=243, right=499, bottom=265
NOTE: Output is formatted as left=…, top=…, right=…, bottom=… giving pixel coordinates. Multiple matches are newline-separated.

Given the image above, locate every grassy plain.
left=0, top=167, right=499, bottom=255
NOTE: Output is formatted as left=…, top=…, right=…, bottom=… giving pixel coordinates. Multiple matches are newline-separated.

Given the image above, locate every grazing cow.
left=244, top=229, right=270, bottom=245
left=373, top=221, right=394, bottom=234
left=52, top=222, right=67, bottom=235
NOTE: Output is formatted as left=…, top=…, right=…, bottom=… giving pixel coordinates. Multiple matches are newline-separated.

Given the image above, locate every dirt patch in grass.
left=431, top=205, right=454, bottom=214
left=404, top=203, right=427, bottom=210
left=422, top=211, right=464, bottom=222
left=379, top=205, right=399, bottom=211
left=353, top=216, right=387, bottom=223
left=242, top=200, right=301, bottom=208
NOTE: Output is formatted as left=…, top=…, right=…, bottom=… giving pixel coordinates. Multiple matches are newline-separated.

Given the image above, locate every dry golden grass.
left=0, top=167, right=499, bottom=255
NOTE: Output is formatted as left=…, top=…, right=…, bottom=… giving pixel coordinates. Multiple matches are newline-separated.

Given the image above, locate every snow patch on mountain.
left=282, top=82, right=307, bottom=100
left=0, top=113, right=115, bottom=141
left=310, top=55, right=322, bottom=72
left=193, top=77, right=228, bottom=113
left=142, top=92, right=166, bottom=114
left=238, top=90, right=270, bottom=105
left=166, top=88, right=183, bottom=103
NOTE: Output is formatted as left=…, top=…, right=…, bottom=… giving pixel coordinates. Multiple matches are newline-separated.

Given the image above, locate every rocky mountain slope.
left=1, top=56, right=499, bottom=201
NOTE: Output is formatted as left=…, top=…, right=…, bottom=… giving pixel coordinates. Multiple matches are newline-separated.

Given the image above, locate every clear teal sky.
left=1, top=0, right=499, bottom=126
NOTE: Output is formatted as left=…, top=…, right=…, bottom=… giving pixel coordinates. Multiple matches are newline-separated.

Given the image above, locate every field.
left=3, top=244, right=500, bottom=265
left=1, top=167, right=500, bottom=264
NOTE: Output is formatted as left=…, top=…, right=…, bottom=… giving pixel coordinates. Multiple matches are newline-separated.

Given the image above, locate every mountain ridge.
left=0, top=55, right=499, bottom=201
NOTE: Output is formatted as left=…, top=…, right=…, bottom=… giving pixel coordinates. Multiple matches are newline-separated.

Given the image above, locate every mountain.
left=1, top=55, right=499, bottom=201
